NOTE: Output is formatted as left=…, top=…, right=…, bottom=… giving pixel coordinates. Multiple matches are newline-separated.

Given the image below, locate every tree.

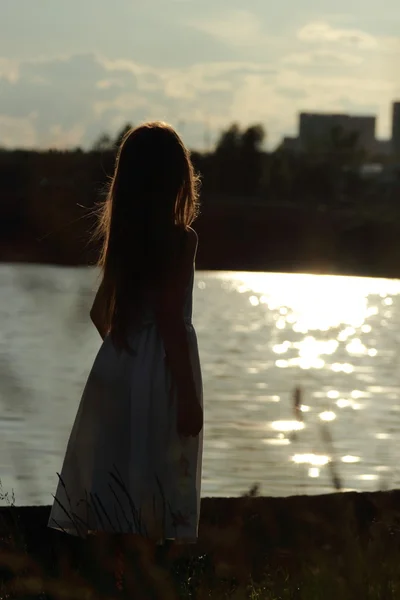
left=241, top=125, right=265, bottom=153
left=92, top=133, right=113, bottom=152
left=114, top=123, right=134, bottom=148
left=215, top=124, right=241, bottom=155
left=212, top=123, right=267, bottom=196
left=91, top=123, right=134, bottom=153
left=239, top=125, right=267, bottom=195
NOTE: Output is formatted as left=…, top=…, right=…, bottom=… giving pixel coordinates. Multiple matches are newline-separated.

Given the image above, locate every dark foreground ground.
left=1, top=489, right=400, bottom=599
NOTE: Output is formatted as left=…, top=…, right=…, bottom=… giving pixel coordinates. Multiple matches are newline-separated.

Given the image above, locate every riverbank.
left=1, top=489, right=400, bottom=598
left=3, top=201, right=400, bottom=280
left=2, top=148, right=400, bottom=279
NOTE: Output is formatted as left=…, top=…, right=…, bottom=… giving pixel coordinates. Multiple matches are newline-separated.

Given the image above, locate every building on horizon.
left=281, top=136, right=301, bottom=153
left=299, top=112, right=376, bottom=154
left=374, top=139, right=392, bottom=157
left=392, top=101, right=400, bottom=157
left=282, top=102, right=400, bottom=160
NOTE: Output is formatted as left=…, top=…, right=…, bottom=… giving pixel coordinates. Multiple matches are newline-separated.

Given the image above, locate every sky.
left=1, top=0, right=400, bottom=150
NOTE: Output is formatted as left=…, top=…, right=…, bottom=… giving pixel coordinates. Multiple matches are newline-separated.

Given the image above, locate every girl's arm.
left=153, top=228, right=202, bottom=433
left=90, top=279, right=108, bottom=340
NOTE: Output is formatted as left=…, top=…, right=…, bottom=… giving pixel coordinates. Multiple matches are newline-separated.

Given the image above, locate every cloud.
left=0, top=114, right=37, bottom=148
left=0, top=52, right=280, bottom=149
left=283, top=50, right=363, bottom=67
left=1, top=12, right=400, bottom=152
left=276, top=87, right=308, bottom=100
left=97, top=57, right=279, bottom=140
left=188, top=9, right=269, bottom=48
left=102, top=57, right=275, bottom=96
left=46, top=124, right=86, bottom=148
left=297, top=21, right=378, bottom=49
left=0, top=58, right=19, bottom=83
left=0, top=54, right=137, bottom=148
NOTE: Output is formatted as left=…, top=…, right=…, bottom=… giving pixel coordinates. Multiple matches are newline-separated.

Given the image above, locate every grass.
left=2, top=478, right=400, bottom=599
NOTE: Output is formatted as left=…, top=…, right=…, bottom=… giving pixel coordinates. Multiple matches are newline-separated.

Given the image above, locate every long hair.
left=93, top=121, right=201, bottom=351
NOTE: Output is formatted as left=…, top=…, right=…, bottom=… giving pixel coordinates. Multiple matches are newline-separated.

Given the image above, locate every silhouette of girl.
left=48, top=122, right=204, bottom=578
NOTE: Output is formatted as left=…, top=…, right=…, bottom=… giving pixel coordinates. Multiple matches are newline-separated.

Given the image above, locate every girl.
left=48, top=122, right=204, bottom=555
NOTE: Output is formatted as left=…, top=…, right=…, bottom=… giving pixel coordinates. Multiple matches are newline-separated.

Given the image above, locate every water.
left=1, top=264, right=400, bottom=506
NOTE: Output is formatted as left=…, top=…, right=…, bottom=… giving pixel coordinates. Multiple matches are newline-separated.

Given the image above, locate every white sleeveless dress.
left=48, top=267, right=203, bottom=543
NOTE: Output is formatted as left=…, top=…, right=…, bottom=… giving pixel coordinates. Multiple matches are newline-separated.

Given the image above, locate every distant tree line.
left=0, top=119, right=399, bottom=237
left=89, top=121, right=400, bottom=215
left=1, top=121, right=400, bottom=268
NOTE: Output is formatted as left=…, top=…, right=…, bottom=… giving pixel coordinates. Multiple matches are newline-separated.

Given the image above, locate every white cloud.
left=96, top=57, right=278, bottom=136
left=0, top=58, right=19, bottom=83
left=188, top=9, right=268, bottom=48
left=96, top=79, right=125, bottom=90
left=283, top=50, right=363, bottom=67
left=2, top=0, right=400, bottom=153
left=101, top=57, right=275, bottom=98
left=298, top=21, right=378, bottom=49
left=93, top=92, right=152, bottom=118
left=0, top=114, right=37, bottom=147
left=1, top=12, right=400, bottom=151
left=45, top=124, right=86, bottom=148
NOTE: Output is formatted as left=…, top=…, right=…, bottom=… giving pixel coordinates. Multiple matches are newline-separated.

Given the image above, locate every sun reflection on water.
left=211, top=271, right=400, bottom=494
left=271, top=420, right=305, bottom=432
left=292, top=453, right=330, bottom=466
left=319, top=411, right=336, bottom=422
left=222, top=271, right=400, bottom=332
left=308, top=468, right=320, bottom=478
left=219, top=273, right=400, bottom=382
left=342, top=455, right=361, bottom=463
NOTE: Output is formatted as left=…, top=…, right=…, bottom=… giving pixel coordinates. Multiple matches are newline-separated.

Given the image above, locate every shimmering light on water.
left=351, top=390, right=367, bottom=399
left=249, top=296, right=259, bottom=307
left=3, top=267, right=400, bottom=504
left=319, top=411, right=336, bottom=422
left=337, top=399, right=351, bottom=408
left=308, top=468, right=320, bottom=478
left=276, top=360, right=289, bottom=368
left=224, top=272, right=400, bottom=332
left=331, top=363, right=354, bottom=373
left=342, top=456, right=361, bottom=463
left=271, top=420, right=305, bottom=432
left=276, top=318, right=286, bottom=330
left=292, top=454, right=330, bottom=466
left=262, top=438, right=291, bottom=446
left=273, top=342, right=290, bottom=354
left=346, top=339, right=368, bottom=356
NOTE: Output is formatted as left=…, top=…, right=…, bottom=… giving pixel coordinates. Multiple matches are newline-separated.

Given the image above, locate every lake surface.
left=1, top=264, right=400, bottom=506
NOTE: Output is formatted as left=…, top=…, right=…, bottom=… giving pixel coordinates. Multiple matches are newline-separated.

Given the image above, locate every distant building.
left=281, top=136, right=301, bottom=153
left=280, top=103, right=400, bottom=159
left=374, top=139, right=392, bottom=157
left=298, top=112, right=376, bottom=154
left=391, top=101, right=400, bottom=157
